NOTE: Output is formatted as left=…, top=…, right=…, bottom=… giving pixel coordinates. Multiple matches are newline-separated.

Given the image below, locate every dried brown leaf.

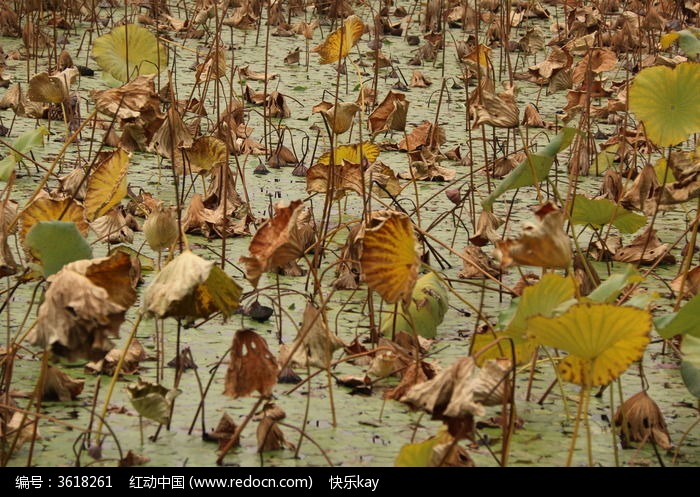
left=224, top=329, right=278, bottom=398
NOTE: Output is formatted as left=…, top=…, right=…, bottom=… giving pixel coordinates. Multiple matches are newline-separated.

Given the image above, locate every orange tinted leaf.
left=20, top=197, right=88, bottom=249
left=317, top=142, right=380, bottom=166
left=311, top=15, right=364, bottom=64
left=306, top=162, right=363, bottom=198
left=224, top=329, right=278, bottom=398
left=369, top=91, right=409, bottom=134
left=361, top=212, right=420, bottom=305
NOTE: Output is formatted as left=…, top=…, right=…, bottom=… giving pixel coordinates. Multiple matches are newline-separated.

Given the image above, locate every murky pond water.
left=1, top=0, right=698, bottom=467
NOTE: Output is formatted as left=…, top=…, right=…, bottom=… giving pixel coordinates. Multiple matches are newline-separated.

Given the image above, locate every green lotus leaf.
left=92, top=24, right=168, bottom=83
left=629, top=62, right=700, bottom=147
left=570, top=195, right=647, bottom=234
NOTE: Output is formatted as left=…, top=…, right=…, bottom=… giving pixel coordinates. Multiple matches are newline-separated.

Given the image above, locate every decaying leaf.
left=206, top=412, right=240, bottom=449
left=280, top=303, right=344, bottom=369
left=306, top=162, right=363, bottom=199
left=613, top=227, right=675, bottom=265
left=495, top=202, right=572, bottom=269
left=671, top=266, right=700, bottom=297
left=472, top=80, right=519, bottom=128
left=369, top=91, right=409, bottom=134
left=42, top=365, right=85, bottom=401
left=256, top=404, right=293, bottom=452
left=458, top=245, right=499, bottom=278
left=126, top=379, right=181, bottom=425
left=398, top=120, right=446, bottom=152
left=401, top=357, right=512, bottom=433
left=142, top=250, right=242, bottom=320
left=614, top=391, right=672, bottom=450
left=86, top=339, right=146, bottom=375
left=239, top=200, right=306, bottom=287
left=119, top=450, right=150, bottom=467
left=196, top=44, right=227, bottom=83
left=470, top=209, right=503, bottom=247
left=20, top=196, right=88, bottom=249
left=150, top=106, right=193, bottom=159
left=315, top=101, right=360, bottom=135
left=317, top=142, right=380, bottom=166
left=311, top=15, right=364, bottom=64
left=224, top=329, right=278, bottom=398
left=360, top=211, right=419, bottom=305
left=91, top=207, right=134, bottom=244
left=31, top=251, right=138, bottom=361
left=91, top=74, right=162, bottom=121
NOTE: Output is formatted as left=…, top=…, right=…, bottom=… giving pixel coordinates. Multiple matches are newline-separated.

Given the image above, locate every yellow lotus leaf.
left=224, top=329, right=278, bottom=398
left=142, top=250, right=242, bottom=320
left=27, top=68, right=78, bottom=104
left=92, top=24, right=168, bottom=82
left=20, top=197, right=88, bottom=249
left=629, top=62, right=700, bottom=147
left=360, top=211, right=419, bottom=305
left=317, top=142, right=380, bottom=166
left=312, top=15, right=364, bottom=64
left=85, top=148, right=129, bottom=221
left=183, top=136, right=228, bottom=175
left=239, top=200, right=306, bottom=287
left=528, top=303, right=651, bottom=387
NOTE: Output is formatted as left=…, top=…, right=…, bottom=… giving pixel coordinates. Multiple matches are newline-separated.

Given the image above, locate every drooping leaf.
left=528, top=303, right=651, bottom=387
left=142, top=250, right=242, bottom=320
left=655, top=293, right=700, bottom=339
left=315, top=101, right=361, bottom=135
left=369, top=91, right=409, bottom=134
left=142, top=203, right=179, bottom=252
left=614, top=391, right=673, bottom=449
left=280, top=303, right=345, bottom=369
left=495, top=202, right=572, bottom=269
left=570, top=195, right=647, bottom=234
left=681, top=335, right=700, bottom=398
left=361, top=211, right=420, bottom=305
left=29, top=252, right=138, bottom=361
left=380, top=272, right=449, bottom=339
left=628, top=62, right=700, bottom=147
left=92, top=24, right=168, bottom=82
left=182, top=136, right=228, bottom=175
left=224, top=329, right=278, bottom=398
left=317, top=142, right=380, bottom=166
left=25, top=221, right=92, bottom=276
left=311, top=15, right=364, bottom=64
left=239, top=200, right=306, bottom=287
left=126, top=380, right=181, bottom=425
left=42, top=365, right=85, bottom=401
left=85, top=148, right=129, bottom=221
left=306, top=162, right=363, bottom=199
left=482, top=127, right=577, bottom=209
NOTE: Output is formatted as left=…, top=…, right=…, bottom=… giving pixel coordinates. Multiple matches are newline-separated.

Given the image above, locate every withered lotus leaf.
left=472, top=81, right=519, bottom=128
left=196, top=44, right=227, bottom=83
left=360, top=211, right=419, bottom=305
left=91, top=74, right=161, bottom=121
left=317, top=101, right=360, bottom=135
left=85, top=148, right=129, bottom=221
left=306, top=162, right=363, bottom=198
left=257, top=413, right=293, bottom=452
left=457, top=245, right=499, bottom=279
left=224, top=328, right=278, bottom=398
left=571, top=48, right=618, bottom=84
left=126, top=379, right=181, bottom=425
left=239, top=200, right=306, bottom=287
left=613, top=227, right=676, bottom=265
left=279, top=303, right=345, bottom=368
left=470, top=209, right=503, bottom=247
left=614, top=391, right=672, bottom=450
left=27, top=68, right=77, bottom=104
left=31, top=252, right=138, bottom=361
left=142, top=250, right=242, bottom=320
left=91, top=208, right=134, bottom=244
left=369, top=91, right=409, bottom=134
left=398, top=121, right=445, bottom=152
left=149, top=106, right=193, bottom=159
left=42, top=365, right=85, bottom=401
left=671, top=266, right=700, bottom=297
left=86, top=338, right=146, bottom=375
left=311, top=15, right=364, bottom=64
left=181, top=136, right=228, bottom=175
left=495, top=202, right=572, bottom=269
left=239, top=65, right=278, bottom=82
left=401, top=356, right=510, bottom=419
